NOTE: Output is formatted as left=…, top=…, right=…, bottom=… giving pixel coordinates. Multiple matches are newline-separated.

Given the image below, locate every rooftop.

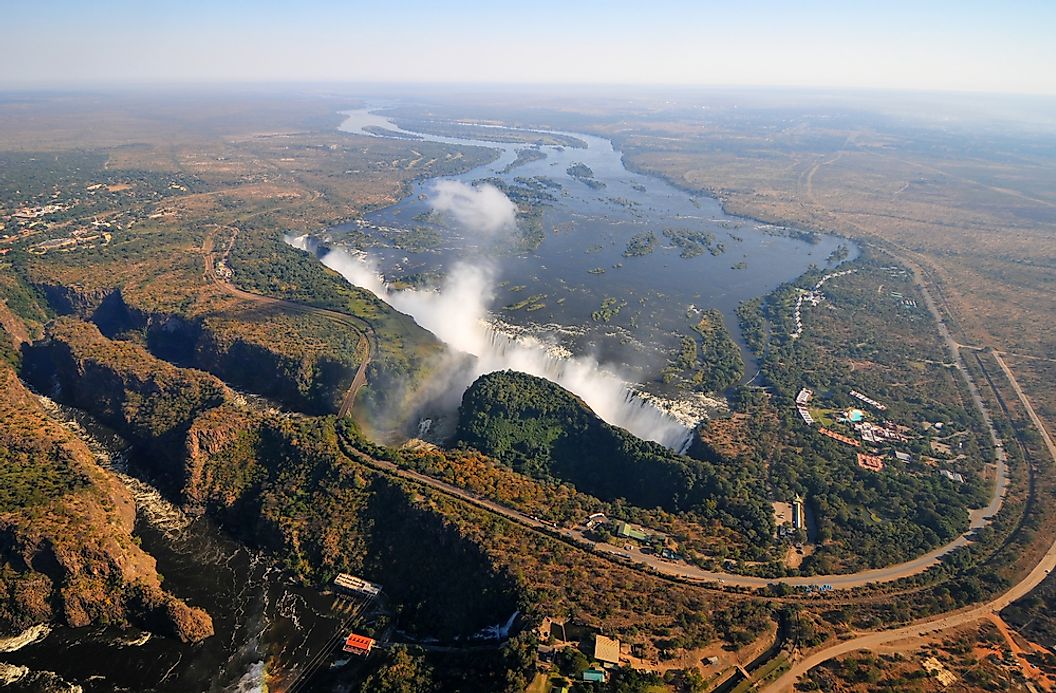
left=594, top=634, right=621, bottom=664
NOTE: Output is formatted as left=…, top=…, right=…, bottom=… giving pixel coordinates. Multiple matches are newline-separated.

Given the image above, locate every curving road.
left=202, top=224, right=1015, bottom=593
left=198, top=215, right=1030, bottom=632
left=765, top=347, right=1056, bottom=691
left=337, top=336, right=1046, bottom=692
left=202, top=227, right=375, bottom=417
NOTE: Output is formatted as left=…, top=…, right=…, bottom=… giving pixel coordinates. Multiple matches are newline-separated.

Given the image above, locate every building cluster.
left=778, top=495, right=808, bottom=539
left=331, top=573, right=383, bottom=657
left=323, top=574, right=386, bottom=659
left=27, top=225, right=112, bottom=255
left=854, top=420, right=909, bottom=444
left=582, top=514, right=685, bottom=564
left=334, top=573, right=382, bottom=598
left=342, top=632, right=375, bottom=656
left=584, top=512, right=607, bottom=531
left=11, top=203, right=66, bottom=221
left=939, top=469, right=965, bottom=484
left=790, top=268, right=858, bottom=340
left=849, top=389, right=886, bottom=411
left=818, top=427, right=861, bottom=448
left=888, top=290, right=918, bottom=308
left=794, top=383, right=968, bottom=485
left=214, top=258, right=233, bottom=281
left=538, top=618, right=632, bottom=687
left=796, top=387, right=815, bottom=425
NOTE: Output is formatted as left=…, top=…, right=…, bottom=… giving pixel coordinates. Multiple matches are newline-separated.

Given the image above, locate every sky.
left=4, top=0, right=1056, bottom=95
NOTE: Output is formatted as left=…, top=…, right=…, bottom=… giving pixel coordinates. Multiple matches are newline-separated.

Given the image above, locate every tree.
left=361, top=646, right=435, bottom=693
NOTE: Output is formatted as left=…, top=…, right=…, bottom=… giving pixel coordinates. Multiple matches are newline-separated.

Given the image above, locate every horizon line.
left=2, top=80, right=1055, bottom=100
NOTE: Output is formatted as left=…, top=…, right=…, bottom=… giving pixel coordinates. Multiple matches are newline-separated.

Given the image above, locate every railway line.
left=762, top=267, right=1056, bottom=691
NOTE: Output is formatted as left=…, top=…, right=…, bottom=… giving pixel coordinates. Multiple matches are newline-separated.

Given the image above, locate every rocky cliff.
left=22, top=318, right=231, bottom=495
left=0, top=367, right=213, bottom=642
left=22, top=319, right=523, bottom=638
left=31, top=282, right=362, bottom=416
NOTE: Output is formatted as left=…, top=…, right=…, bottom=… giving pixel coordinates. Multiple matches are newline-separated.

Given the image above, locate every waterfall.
left=287, top=235, right=694, bottom=451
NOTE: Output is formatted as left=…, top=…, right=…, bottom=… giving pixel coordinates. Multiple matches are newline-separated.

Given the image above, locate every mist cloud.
left=428, top=181, right=517, bottom=234
left=288, top=235, right=692, bottom=449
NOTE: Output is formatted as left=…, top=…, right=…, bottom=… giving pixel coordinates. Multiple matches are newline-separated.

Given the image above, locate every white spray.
left=287, top=182, right=694, bottom=450
left=292, top=238, right=691, bottom=449
left=429, top=180, right=517, bottom=233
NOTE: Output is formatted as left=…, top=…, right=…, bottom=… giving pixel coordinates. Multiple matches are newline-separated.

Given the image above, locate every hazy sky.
left=5, top=0, right=1055, bottom=94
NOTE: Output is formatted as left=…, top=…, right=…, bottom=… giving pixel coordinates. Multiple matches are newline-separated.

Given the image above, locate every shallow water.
left=335, top=108, right=855, bottom=385
left=314, top=109, right=856, bottom=441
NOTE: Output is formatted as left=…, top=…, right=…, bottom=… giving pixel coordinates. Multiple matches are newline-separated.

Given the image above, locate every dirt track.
left=202, top=227, right=375, bottom=416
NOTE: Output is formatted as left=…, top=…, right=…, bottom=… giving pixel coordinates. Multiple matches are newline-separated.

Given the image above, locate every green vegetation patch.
left=567, top=163, right=606, bottom=190
left=661, top=309, right=744, bottom=393
left=0, top=370, right=92, bottom=513
left=455, top=370, right=774, bottom=540
left=729, top=257, right=990, bottom=572
left=591, top=296, right=626, bottom=322
left=623, top=231, right=657, bottom=257
left=499, top=147, right=548, bottom=174
left=505, top=293, right=548, bottom=312
left=662, top=227, right=725, bottom=258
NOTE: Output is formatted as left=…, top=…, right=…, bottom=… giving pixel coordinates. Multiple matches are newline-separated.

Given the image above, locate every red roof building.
left=856, top=453, right=885, bottom=472
left=819, top=427, right=861, bottom=448
left=343, top=633, right=375, bottom=655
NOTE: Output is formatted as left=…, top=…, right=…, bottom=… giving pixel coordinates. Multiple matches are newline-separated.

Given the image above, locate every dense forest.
left=722, top=257, right=992, bottom=572
left=662, top=308, right=744, bottom=393
left=456, top=370, right=774, bottom=543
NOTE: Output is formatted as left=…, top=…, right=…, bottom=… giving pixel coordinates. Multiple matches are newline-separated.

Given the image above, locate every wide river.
left=1, top=107, right=857, bottom=692
left=309, top=108, right=856, bottom=443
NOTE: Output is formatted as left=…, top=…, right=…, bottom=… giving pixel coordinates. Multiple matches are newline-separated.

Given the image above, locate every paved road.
left=289, top=238, right=1010, bottom=591
left=202, top=229, right=1018, bottom=595
left=343, top=432, right=1007, bottom=592
left=764, top=332, right=1056, bottom=692
left=200, top=222, right=1056, bottom=693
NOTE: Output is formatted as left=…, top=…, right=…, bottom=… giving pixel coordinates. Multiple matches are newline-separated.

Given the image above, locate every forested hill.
left=455, top=370, right=773, bottom=538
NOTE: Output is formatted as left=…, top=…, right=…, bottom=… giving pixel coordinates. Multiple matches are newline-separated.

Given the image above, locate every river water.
left=0, top=106, right=855, bottom=691
left=0, top=401, right=346, bottom=692
left=306, top=108, right=856, bottom=444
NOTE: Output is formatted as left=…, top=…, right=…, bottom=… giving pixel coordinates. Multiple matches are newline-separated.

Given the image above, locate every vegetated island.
left=623, top=231, right=657, bottom=257
left=567, top=162, right=606, bottom=190
left=499, top=147, right=547, bottom=174
left=661, top=308, right=744, bottom=393
left=663, top=227, right=725, bottom=258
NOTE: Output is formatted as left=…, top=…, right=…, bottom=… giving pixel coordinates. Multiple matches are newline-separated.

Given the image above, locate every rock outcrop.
left=20, top=319, right=523, bottom=639
left=35, top=282, right=361, bottom=416
left=0, top=367, right=213, bottom=642
left=22, top=318, right=231, bottom=495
